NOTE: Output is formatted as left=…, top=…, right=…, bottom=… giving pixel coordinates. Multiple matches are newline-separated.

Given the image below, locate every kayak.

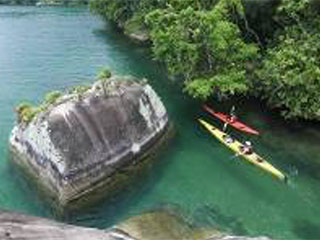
left=203, top=105, right=259, bottom=135
left=198, top=119, right=287, bottom=182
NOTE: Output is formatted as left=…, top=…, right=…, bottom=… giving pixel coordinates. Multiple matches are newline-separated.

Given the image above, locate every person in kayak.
left=223, top=106, right=237, bottom=131
left=240, top=141, right=253, bottom=155
left=222, top=134, right=234, bottom=144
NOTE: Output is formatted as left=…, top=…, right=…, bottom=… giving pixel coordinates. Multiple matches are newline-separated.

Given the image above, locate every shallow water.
left=1, top=6, right=320, bottom=239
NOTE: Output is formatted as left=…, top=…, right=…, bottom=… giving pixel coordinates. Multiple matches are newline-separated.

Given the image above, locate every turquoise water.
left=1, top=6, right=320, bottom=239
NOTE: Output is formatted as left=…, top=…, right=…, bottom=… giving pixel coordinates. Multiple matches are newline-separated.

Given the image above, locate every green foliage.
left=90, top=0, right=140, bottom=24
left=146, top=0, right=258, bottom=99
left=16, top=102, right=38, bottom=124
left=44, top=91, right=62, bottom=105
left=257, top=19, right=320, bottom=120
left=96, top=68, right=112, bottom=96
left=91, top=0, right=320, bottom=120
left=15, top=66, right=115, bottom=124
left=16, top=102, right=33, bottom=114
left=241, top=1, right=281, bottom=45
left=72, top=85, right=91, bottom=101
left=90, top=0, right=259, bottom=100
left=97, top=67, right=112, bottom=80
left=124, top=13, right=148, bottom=36
left=16, top=91, right=62, bottom=124
left=255, top=0, right=320, bottom=120
left=72, top=85, right=91, bottom=95
left=276, top=0, right=311, bottom=24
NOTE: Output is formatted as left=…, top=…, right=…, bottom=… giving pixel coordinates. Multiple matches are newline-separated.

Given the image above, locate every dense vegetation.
left=257, top=0, right=320, bottom=119
left=91, top=0, right=320, bottom=120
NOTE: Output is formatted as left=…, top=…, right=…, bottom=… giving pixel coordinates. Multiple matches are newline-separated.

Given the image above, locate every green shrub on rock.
left=16, top=102, right=38, bottom=124
left=44, top=91, right=62, bottom=105
left=97, top=68, right=112, bottom=96
left=97, top=67, right=112, bottom=80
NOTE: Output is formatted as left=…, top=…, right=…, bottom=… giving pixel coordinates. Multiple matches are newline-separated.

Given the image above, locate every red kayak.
left=203, top=105, right=260, bottom=135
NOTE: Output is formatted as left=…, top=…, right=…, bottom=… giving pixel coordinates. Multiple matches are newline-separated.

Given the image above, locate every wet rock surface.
left=0, top=210, right=271, bottom=240
left=115, top=210, right=271, bottom=240
left=9, top=76, right=170, bottom=211
left=0, top=210, right=116, bottom=240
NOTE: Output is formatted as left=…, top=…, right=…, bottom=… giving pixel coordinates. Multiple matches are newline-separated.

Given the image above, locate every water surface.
left=0, top=6, right=320, bottom=239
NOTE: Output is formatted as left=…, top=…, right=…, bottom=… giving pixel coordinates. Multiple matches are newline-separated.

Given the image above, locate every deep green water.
left=1, top=6, right=320, bottom=239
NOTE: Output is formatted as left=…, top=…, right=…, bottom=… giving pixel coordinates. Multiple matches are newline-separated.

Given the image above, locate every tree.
left=257, top=0, right=320, bottom=120
left=90, top=0, right=320, bottom=120
left=97, top=67, right=112, bottom=96
left=146, top=0, right=259, bottom=99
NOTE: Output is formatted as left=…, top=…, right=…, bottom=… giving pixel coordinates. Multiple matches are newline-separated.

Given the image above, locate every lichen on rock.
left=9, top=75, right=170, bottom=212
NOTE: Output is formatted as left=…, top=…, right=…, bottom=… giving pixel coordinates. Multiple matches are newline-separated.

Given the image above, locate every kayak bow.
left=198, top=119, right=287, bottom=182
left=203, top=105, right=260, bottom=135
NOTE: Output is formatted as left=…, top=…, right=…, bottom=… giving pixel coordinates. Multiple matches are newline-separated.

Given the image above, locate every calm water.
left=1, top=6, right=320, bottom=239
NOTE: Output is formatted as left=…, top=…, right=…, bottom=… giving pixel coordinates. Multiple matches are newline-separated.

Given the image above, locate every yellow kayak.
left=198, top=119, right=287, bottom=182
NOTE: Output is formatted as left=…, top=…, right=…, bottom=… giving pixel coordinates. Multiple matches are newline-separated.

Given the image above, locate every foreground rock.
left=0, top=210, right=117, bottom=240
left=9, top=76, right=170, bottom=211
left=116, top=211, right=220, bottom=240
left=0, top=210, right=271, bottom=240
left=116, top=211, right=271, bottom=240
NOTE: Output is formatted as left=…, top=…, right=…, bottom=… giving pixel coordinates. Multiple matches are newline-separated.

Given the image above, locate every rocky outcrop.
left=9, top=76, right=170, bottom=211
left=0, top=210, right=118, bottom=240
left=126, top=31, right=150, bottom=45
left=115, top=18, right=150, bottom=45
left=0, top=210, right=271, bottom=240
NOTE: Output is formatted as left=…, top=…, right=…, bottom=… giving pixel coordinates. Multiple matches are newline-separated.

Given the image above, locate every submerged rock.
left=115, top=210, right=220, bottom=240
left=9, top=76, right=170, bottom=211
left=0, top=210, right=271, bottom=240
left=114, top=210, right=271, bottom=240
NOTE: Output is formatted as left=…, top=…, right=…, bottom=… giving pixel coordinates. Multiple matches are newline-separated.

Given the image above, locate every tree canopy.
left=91, top=0, right=320, bottom=120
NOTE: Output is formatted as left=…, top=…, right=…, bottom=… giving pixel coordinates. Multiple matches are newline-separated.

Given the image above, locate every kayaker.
left=223, top=115, right=237, bottom=131
left=240, top=141, right=253, bottom=155
left=222, top=134, right=234, bottom=144
left=223, top=106, right=237, bottom=131
left=228, top=106, right=237, bottom=123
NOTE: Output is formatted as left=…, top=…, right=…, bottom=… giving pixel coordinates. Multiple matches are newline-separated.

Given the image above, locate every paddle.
left=223, top=122, right=228, bottom=132
left=230, top=153, right=242, bottom=160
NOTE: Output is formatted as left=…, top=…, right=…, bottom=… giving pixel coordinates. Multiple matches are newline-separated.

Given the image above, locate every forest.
left=90, top=0, right=320, bottom=120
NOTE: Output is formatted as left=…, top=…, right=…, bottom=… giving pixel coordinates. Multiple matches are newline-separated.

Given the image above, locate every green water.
left=1, top=6, right=320, bottom=239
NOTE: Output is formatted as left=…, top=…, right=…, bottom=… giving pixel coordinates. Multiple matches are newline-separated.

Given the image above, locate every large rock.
left=0, top=210, right=271, bottom=240
left=0, top=210, right=118, bottom=240
left=9, top=76, right=170, bottom=211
